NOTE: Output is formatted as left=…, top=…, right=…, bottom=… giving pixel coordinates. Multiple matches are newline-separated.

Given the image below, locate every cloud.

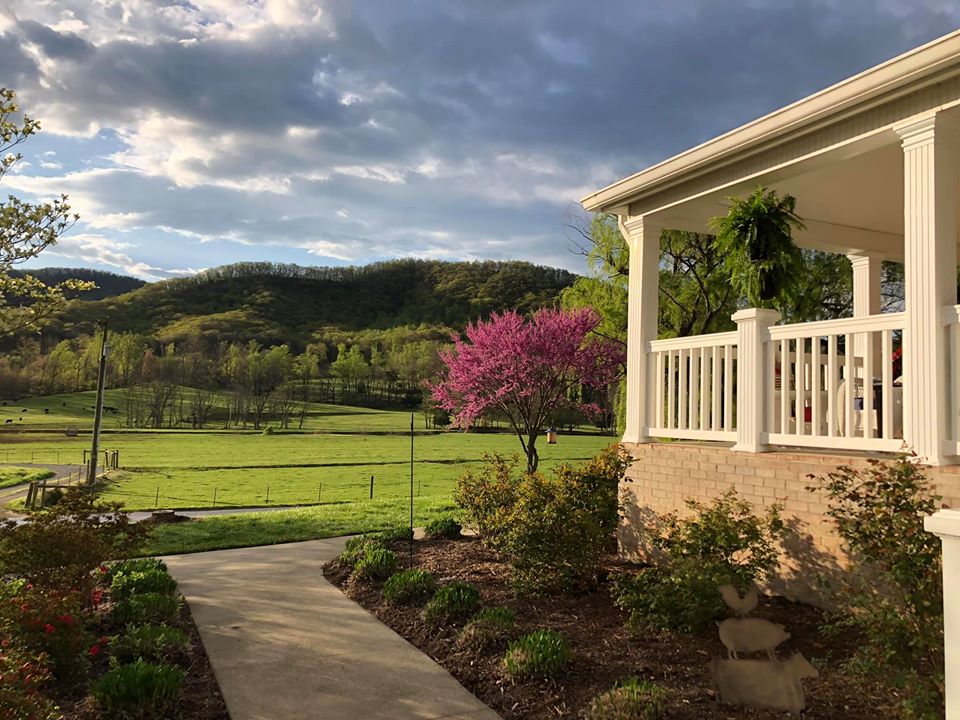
left=1, top=1, right=959, bottom=277
left=44, top=233, right=200, bottom=281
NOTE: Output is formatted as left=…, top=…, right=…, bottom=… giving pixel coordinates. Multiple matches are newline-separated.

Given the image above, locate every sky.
left=1, top=1, right=959, bottom=282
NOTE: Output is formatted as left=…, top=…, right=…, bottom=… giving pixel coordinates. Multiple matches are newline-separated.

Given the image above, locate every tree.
left=430, top=308, right=624, bottom=473
left=0, top=88, right=91, bottom=335
left=710, top=186, right=805, bottom=308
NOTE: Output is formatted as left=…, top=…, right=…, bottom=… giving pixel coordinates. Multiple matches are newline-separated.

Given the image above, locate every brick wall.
left=619, top=442, right=960, bottom=605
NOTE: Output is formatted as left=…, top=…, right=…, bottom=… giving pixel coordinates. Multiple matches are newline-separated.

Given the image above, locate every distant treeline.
left=11, top=267, right=146, bottom=301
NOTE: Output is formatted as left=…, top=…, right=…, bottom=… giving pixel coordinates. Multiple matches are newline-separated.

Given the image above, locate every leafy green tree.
left=710, top=186, right=805, bottom=308
left=0, top=88, right=91, bottom=335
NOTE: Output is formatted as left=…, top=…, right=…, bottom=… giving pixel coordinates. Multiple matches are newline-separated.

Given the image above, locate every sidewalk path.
left=163, top=539, right=500, bottom=720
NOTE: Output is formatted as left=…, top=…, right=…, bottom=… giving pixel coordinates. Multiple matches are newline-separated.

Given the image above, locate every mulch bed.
left=57, top=595, right=230, bottom=720
left=324, top=536, right=896, bottom=719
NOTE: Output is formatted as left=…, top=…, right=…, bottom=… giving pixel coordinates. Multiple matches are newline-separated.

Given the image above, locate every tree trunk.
left=526, top=433, right=539, bottom=473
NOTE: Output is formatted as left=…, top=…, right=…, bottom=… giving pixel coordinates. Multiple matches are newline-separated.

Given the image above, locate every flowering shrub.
left=1, top=584, right=92, bottom=685
left=0, top=489, right=148, bottom=595
left=454, top=454, right=520, bottom=538
left=0, top=641, right=57, bottom=720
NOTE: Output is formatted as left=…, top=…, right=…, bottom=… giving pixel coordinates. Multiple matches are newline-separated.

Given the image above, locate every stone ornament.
left=710, top=584, right=817, bottom=718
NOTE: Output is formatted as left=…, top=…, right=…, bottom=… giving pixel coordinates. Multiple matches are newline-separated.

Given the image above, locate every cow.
left=717, top=617, right=790, bottom=659
left=711, top=653, right=818, bottom=718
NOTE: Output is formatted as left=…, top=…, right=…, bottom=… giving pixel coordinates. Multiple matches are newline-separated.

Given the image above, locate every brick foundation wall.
left=619, top=442, right=960, bottom=605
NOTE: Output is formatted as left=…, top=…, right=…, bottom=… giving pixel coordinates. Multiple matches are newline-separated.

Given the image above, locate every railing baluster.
left=797, top=337, right=807, bottom=436
left=864, top=330, right=875, bottom=439
left=827, top=334, right=838, bottom=437
left=882, top=330, right=893, bottom=439
left=723, top=344, right=733, bottom=431
left=780, top=338, right=789, bottom=434
left=667, top=350, right=675, bottom=430
left=766, top=340, right=775, bottom=434
left=711, top=346, right=721, bottom=431
left=688, top=348, right=699, bottom=431
left=952, top=324, right=960, bottom=443
left=680, top=349, right=689, bottom=430
left=844, top=333, right=854, bottom=438
left=655, top=350, right=665, bottom=430
left=811, top=336, right=822, bottom=436
left=699, top=348, right=708, bottom=431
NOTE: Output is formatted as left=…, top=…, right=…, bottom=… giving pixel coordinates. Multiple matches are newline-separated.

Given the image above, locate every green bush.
left=107, top=558, right=168, bottom=583
left=382, top=569, right=436, bottom=605
left=91, top=659, right=185, bottom=718
left=503, top=629, right=571, bottom=678
left=424, top=517, right=462, bottom=539
left=585, top=677, right=667, bottom=720
left=354, top=547, right=399, bottom=581
left=423, top=582, right=480, bottom=626
left=808, top=457, right=944, bottom=718
left=110, top=624, right=189, bottom=664
left=112, top=593, right=180, bottom=626
left=337, top=535, right=385, bottom=568
left=457, top=446, right=628, bottom=593
left=457, top=607, right=515, bottom=651
left=0, top=640, right=58, bottom=720
left=41, top=487, right=63, bottom=507
left=612, top=563, right=726, bottom=635
left=613, top=489, right=784, bottom=634
left=110, top=568, right=177, bottom=600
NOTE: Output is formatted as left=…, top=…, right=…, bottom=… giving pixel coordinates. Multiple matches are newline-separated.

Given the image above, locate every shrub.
left=585, top=677, right=667, bottom=720
left=0, top=489, right=148, bottom=595
left=112, top=593, right=180, bottom=626
left=613, top=489, right=784, bottom=633
left=338, top=535, right=385, bottom=568
left=91, top=659, right=185, bottom=718
left=454, top=453, right=521, bottom=537
left=808, top=457, right=943, bottom=718
left=457, top=607, right=515, bottom=651
left=111, top=568, right=177, bottom=601
left=41, top=487, right=63, bottom=507
left=1, top=584, right=92, bottom=685
left=110, top=624, right=189, bottom=664
left=0, top=642, right=57, bottom=720
left=423, top=582, right=481, bottom=626
left=462, top=445, right=628, bottom=593
left=107, top=558, right=168, bottom=583
left=354, top=547, right=399, bottom=581
left=503, top=629, right=571, bottom=678
left=424, top=517, right=462, bottom=539
left=382, top=569, right=436, bottom=605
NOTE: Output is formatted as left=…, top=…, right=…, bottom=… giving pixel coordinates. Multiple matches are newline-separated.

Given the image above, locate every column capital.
left=895, top=112, right=960, bottom=150
left=846, top=251, right=885, bottom=268
left=925, top=508, right=960, bottom=539
left=731, top=308, right=780, bottom=325
left=617, top=214, right=662, bottom=243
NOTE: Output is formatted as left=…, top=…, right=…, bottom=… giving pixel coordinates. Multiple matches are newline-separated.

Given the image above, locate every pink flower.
left=89, top=644, right=100, bottom=657
left=43, top=624, right=55, bottom=635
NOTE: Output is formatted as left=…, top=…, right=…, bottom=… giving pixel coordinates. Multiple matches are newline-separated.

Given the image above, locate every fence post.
left=155, top=486, right=160, bottom=508
left=369, top=475, right=374, bottom=499
left=925, top=509, right=960, bottom=719
left=213, top=487, right=217, bottom=507
left=318, top=483, right=322, bottom=502
left=732, top=308, right=780, bottom=453
left=266, top=485, right=270, bottom=504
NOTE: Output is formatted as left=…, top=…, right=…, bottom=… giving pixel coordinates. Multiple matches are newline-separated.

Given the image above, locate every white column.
left=619, top=215, right=661, bottom=445
left=896, top=114, right=960, bottom=465
left=848, top=253, right=882, bottom=318
left=924, top=509, right=960, bottom=719
left=732, top=308, right=780, bottom=452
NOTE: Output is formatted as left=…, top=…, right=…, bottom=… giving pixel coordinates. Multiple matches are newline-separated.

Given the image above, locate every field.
left=0, top=466, right=54, bottom=489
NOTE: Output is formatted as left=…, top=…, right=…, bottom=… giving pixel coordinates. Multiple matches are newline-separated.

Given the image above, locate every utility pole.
left=87, top=322, right=108, bottom=485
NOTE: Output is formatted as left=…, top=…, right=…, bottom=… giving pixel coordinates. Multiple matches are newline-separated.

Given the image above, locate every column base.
left=732, top=442, right=770, bottom=454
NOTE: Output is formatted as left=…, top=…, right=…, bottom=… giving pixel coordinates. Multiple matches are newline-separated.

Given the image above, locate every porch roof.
left=581, top=30, right=960, bottom=259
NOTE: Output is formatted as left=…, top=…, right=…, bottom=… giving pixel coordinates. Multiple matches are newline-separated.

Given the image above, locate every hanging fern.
left=710, top=187, right=805, bottom=308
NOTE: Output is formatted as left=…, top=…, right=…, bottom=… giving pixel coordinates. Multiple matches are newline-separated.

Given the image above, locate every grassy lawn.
left=143, top=496, right=457, bottom=556
left=0, top=466, right=55, bottom=489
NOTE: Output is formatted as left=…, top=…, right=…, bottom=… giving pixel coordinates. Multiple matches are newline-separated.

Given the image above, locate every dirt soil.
left=324, top=536, right=897, bottom=720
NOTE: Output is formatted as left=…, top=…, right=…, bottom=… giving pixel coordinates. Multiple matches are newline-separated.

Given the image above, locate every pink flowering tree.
left=430, top=307, right=625, bottom=473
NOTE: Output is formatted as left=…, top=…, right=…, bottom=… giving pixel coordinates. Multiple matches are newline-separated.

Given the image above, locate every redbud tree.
left=430, top=308, right=624, bottom=473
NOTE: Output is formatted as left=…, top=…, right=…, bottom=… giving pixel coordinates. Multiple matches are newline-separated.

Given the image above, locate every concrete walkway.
left=163, top=539, right=500, bottom=720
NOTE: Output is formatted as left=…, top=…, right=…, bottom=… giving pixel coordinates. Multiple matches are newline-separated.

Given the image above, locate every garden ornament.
left=717, top=617, right=790, bottom=659
left=718, top=584, right=758, bottom=616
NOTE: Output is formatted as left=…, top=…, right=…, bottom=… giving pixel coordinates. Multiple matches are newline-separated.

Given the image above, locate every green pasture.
left=0, top=390, right=435, bottom=433
left=143, top=496, right=458, bottom=556
left=0, top=466, right=54, bottom=490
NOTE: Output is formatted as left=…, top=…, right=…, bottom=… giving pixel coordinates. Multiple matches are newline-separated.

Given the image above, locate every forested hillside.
left=35, top=259, right=575, bottom=349
left=11, top=267, right=146, bottom=301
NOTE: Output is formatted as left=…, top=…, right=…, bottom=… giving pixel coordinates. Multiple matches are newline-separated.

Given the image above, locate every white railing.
left=763, top=313, right=905, bottom=453
left=645, top=331, right=738, bottom=441
left=944, top=305, right=960, bottom=454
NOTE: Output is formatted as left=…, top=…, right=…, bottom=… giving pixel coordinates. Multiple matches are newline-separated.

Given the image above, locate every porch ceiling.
left=649, top=134, right=913, bottom=259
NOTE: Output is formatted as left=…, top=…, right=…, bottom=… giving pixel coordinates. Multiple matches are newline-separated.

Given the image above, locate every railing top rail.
left=767, top=311, right=906, bottom=339
left=647, top=331, right=738, bottom=352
